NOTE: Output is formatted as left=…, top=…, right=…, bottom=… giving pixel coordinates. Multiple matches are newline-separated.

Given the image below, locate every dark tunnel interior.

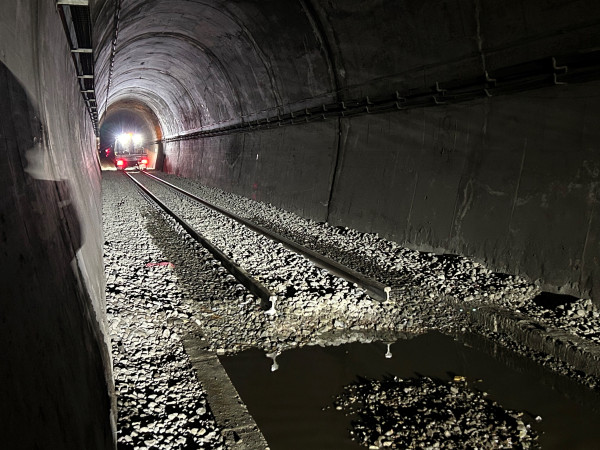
left=2, top=0, right=600, bottom=448
left=90, top=0, right=600, bottom=306
left=99, top=103, right=157, bottom=152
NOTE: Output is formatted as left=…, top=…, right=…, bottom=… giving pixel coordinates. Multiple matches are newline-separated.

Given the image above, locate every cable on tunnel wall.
left=154, top=49, right=600, bottom=144
left=102, top=0, right=122, bottom=119
left=297, top=0, right=346, bottom=227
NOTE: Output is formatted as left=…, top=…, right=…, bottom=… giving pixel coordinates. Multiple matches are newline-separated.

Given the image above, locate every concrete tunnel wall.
left=163, top=86, right=600, bottom=303
left=2, top=0, right=597, bottom=446
left=1, top=1, right=114, bottom=448
left=92, top=0, right=599, bottom=303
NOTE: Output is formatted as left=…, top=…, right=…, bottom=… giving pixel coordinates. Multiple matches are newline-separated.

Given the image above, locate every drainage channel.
left=219, top=331, right=600, bottom=450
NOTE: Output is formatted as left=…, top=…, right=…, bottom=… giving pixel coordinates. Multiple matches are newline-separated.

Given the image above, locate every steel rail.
left=141, top=171, right=392, bottom=302
left=124, top=171, right=277, bottom=311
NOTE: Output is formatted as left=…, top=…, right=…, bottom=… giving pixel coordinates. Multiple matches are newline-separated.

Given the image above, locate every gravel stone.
left=332, top=376, right=539, bottom=449
left=104, top=173, right=226, bottom=449
left=104, top=170, right=600, bottom=448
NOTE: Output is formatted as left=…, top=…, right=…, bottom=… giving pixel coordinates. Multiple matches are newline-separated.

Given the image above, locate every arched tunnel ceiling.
left=109, top=35, right=240, bottom=129
left=93, top=0, right=337, bottom=138
left=92, top=0, right=600, bottom=138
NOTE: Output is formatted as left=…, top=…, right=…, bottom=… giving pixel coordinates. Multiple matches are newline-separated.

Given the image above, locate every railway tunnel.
left=2, top=0, right=600, bottom=448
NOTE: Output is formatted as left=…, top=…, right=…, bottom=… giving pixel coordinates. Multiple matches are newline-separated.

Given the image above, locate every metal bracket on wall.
left=484, top=71, right=497, bottom=87
left=434, top=82, right=447, bottom=96
left=552, top=56, right=568, bottom=85
left=56, top=0, right=89, bottom=5
left=553, top=73, right=568, bottom=85
left=552, top=57, right=568, bottom=74
left=395, top=91, right=406, bottom=103
left=56, top=0, right=97, bottom=134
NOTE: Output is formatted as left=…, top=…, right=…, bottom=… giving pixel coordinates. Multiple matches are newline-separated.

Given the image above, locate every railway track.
left=124, top=170, right=278, bottom=312
left=123, top=170, right=391, bottom=313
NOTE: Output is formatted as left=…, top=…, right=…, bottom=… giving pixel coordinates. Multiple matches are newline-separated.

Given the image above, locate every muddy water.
left=219, top=332, right=600, bottom=449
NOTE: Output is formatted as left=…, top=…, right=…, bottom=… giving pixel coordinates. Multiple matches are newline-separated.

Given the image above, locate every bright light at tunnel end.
left=116, top=132, right=143, bottom=146
left=116, top=133, right=131, bottom=145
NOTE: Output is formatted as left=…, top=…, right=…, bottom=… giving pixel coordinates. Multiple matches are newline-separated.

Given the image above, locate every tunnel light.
left=133, top=133, right=143, bottom=146
left=117, top=133, right=131, bottom=145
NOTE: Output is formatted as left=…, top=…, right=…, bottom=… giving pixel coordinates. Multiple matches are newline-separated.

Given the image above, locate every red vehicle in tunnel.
left=111, top=132, right=149, bottom=170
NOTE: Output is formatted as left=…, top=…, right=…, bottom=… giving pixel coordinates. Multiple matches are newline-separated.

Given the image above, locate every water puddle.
left=219, top=332, right=600, bottom=449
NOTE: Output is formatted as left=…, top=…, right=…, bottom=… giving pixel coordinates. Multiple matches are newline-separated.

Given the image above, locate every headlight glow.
left=133, top=134, right=143, bottom=146
left=117, top=133, right=131, bottom=145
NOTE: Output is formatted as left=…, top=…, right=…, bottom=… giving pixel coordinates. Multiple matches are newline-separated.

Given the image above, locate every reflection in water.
left=220, top=332, right=600, bottom=450
left=264, top=342, right=396, bottom=373
left=258, top=330, right=413, bottom=373
left=385, top=342, right=392, bottom=359
left=266, top=350, right=280, bottom=372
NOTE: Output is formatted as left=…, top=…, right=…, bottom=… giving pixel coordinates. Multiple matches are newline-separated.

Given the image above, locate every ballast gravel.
left=150, top=173, right=539, bottom=309
left=149, top=172, right=600, bottom=350
left=104, top=173, right=229, bottom=449
left=104, top=170, right=600, bottom=449
left=128, top=174, right=453, bottom=353
left=332, top=375, right=539, bottom=449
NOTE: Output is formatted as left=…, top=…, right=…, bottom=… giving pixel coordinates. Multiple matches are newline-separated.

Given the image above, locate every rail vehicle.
left=109, top=132, right=149, bottom=170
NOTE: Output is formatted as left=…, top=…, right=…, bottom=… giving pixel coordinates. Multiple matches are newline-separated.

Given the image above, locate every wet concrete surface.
left=220, top=332, right=600, bottom=449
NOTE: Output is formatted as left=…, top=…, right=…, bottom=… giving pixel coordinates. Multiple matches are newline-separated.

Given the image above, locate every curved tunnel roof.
left=93, top=0, right=338, bottom=139
left=92, top=0, right=600, bottom=141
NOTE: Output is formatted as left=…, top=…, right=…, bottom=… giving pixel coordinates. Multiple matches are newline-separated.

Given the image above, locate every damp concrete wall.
left=155, top=0, right=600, bottom=304
left=328, top=83, right=600, bottom=302
left=163, top=81, right=600, bottom=303
left=91, top=0, right=600, bottom=304
left=163, top=120, right=339, bottom=219
left=0, top=2, right=114, bottom=448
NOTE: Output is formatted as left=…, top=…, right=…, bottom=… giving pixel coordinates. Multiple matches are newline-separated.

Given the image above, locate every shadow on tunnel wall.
left=0, top=62, right=114, bottom=449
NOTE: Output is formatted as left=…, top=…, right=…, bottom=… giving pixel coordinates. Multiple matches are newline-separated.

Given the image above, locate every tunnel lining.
left=92, top=0, right=600, bottom=305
